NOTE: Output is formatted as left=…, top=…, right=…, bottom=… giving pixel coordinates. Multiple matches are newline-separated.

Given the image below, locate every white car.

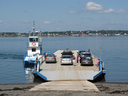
left=61, top=55, right=73, bottom=65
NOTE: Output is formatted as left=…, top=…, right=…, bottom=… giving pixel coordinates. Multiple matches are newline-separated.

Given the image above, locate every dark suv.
left=77, top=51, right=91, bottom=63
left=77, top=51, right=86, bottom=56
left=61, top=50, right=73, bottom=57
left=80, top=52, right=93, bottom=65
left=81, top=56, right=93, bottom=65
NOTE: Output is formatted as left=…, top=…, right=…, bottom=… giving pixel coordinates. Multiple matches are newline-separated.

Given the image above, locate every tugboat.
left=24, top=21, right=43, bottom=72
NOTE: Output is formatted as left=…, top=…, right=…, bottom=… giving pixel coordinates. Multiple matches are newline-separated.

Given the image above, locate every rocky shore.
left=0, top=82, right=128, bottom=96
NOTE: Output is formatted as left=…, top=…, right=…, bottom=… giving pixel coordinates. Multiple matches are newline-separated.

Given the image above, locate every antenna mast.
left=33, top=21, right=35, bottom=36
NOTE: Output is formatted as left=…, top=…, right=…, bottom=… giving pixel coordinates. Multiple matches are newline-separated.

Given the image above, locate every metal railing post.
left=99, top=60, right=102, bottom=71
left=37, top=61, right=40, bottom=72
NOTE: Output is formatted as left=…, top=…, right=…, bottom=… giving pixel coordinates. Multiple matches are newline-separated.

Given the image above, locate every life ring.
left=32, top=42, right=36, bottom=46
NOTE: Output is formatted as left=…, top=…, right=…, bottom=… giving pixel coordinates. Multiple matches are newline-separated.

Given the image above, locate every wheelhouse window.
left=29, top=38, right=38, bottom=42
left=32, top=48, right=36, bottom=52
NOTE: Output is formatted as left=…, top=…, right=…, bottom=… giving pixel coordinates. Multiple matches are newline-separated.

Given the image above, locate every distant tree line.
left=0, top=30, right=128, bottom=37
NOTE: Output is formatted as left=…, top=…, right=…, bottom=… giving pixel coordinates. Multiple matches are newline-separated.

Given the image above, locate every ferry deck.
left=36, top=50, right=106, bottom=81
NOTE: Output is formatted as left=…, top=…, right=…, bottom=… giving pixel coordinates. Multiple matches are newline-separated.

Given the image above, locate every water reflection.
left=24, top=67, right=46, bottom=83
left=24, top=68, right=34, bottom=83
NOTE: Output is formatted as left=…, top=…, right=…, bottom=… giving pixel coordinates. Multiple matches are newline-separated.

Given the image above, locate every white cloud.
left=86, top=2, right=104, bottom=11
left=98, top=9, right=127, bottom=13
left=98, top=8, right=115, bottom=13
left=44, top=21, right=51, bottom=24
left=0, top=20, right=3, bottom=23
left=85, top=2, right=127, bottom=14
left=68, top=11, right=76, bottom=14
left=116, top=9, right=127, bottom=13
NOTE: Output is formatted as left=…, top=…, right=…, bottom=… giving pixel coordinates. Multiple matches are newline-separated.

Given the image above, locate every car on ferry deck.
left=80, top=52, right=91, bottom=58
left=77, top=51, right=92, bottom=63
left=77, top=51, right=86, bottom=56
left=77, top=51, right=86, bottom=62
left=61, top=55, right=73, bottom=65
left=61, top=49, right=73, bottom=65
left=61, top=49, right=74, bottom=57
left=45, top=54, right=56, bottom=63
left=80, top=56, right=93, bottom=66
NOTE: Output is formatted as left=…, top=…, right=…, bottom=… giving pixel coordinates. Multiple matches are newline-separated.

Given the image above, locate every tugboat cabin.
left=27, top=36, right=42, bottom=56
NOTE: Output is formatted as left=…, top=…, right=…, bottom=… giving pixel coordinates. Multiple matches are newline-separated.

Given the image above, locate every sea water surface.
left=0, top=36, right=128, bottom=84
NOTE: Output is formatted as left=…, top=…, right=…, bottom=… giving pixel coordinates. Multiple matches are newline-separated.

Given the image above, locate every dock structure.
left=30, top=80, right=100, bottom=92
left=36, top=50, right=106, bottom=81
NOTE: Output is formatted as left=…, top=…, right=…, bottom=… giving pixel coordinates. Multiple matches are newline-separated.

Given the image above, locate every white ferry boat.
left=24, top=22, right=43, bottom=72
left=23, top=22, right=106, bottom=81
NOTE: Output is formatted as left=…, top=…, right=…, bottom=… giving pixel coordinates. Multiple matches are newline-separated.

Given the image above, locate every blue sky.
left=0, top=0, right=128, bottom=32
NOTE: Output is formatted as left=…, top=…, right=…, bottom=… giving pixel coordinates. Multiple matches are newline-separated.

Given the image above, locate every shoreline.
left=0, top=82, right=128, bottom=96
left=0, top=35, right=128, bottom=38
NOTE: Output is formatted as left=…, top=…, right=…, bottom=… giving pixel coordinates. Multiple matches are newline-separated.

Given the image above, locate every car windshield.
left=62, top=55, right=71, bottom=58
left=82, top=56, right=91, bottom=60
left=81, top=54, right=91, bottom=57
left=79, top=51, right=85, bottom=53
left=62, top=52, right=73, bottom=55
left=47, top=54, right=54, bottom=57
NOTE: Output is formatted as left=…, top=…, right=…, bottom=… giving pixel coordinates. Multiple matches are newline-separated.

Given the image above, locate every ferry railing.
left=36, top=61, right=40, bottom=72
left=92, top=53, right=105, bottom=71
left=99, top=60, right=103, bottom=71
left=99, top=60, right=106, bottom=71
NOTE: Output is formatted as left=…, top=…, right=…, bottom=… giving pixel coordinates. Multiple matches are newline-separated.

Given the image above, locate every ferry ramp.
left=38, top=50, right=101, bottom=81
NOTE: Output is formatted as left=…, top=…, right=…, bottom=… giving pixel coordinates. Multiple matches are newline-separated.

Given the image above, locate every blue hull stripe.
left=93, top=71, right=104, bottom=80
left=103, top=70, right=106, bottom=74
left=37, top=72, right=47, bottom=81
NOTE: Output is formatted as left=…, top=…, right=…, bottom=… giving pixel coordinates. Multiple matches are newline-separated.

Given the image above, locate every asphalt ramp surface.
left=29, top=80, right=99, bottom=92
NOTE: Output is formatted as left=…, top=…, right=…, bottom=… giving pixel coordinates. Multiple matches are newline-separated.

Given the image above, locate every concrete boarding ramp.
left=30, top=80, right=99, bottom=92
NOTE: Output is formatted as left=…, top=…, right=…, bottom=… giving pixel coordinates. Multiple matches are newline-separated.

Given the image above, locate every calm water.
left=0, top=36, right=128, bottom=84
